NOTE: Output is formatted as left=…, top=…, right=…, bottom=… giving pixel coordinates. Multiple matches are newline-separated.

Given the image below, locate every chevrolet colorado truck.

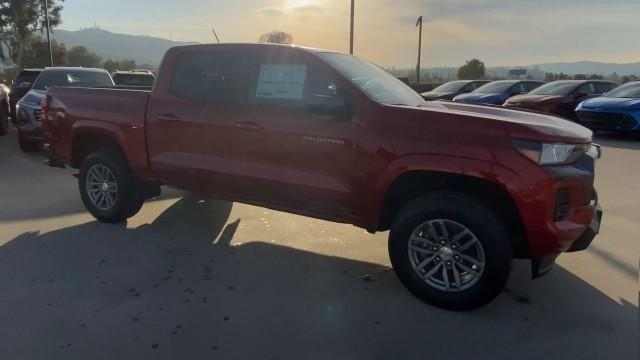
left=43, top=43, right=603, bottom=310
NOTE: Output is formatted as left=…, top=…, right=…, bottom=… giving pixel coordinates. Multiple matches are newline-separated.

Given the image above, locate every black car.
left=9, top=68, right=42, bottom=124
left=421, top=80, right=491, bottom=101
left=0, top=80, right=9, bottom=135
left=112, top=70, right=155, bottom=88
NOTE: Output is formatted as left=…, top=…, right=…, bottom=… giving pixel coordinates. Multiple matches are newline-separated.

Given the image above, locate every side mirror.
left=18, top=82, right=32, bottom=89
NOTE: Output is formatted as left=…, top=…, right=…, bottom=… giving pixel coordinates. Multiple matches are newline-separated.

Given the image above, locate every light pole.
left=415, top=16, right=423, bottom=84
left=349, top=0, right=354, bottom=54
left=44, top=0, right=54, bottom=67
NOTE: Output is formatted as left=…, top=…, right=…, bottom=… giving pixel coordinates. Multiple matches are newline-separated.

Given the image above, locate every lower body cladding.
left=524, top=153, right=602, bottom=277
left=576, top=109, right=640, bottom=132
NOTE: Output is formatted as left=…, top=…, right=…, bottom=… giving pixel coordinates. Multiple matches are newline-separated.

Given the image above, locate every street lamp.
left=43, top=0, right=54, bottom=67
left=415, top=16, right=423, bottom=84
left=349, top=0, right=355, bottom=55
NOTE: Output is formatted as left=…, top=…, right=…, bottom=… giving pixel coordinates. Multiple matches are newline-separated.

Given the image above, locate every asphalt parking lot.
left=0, top=128, right=637, bottom=360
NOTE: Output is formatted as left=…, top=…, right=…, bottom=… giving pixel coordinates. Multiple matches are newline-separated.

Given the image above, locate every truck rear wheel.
left=0, top=113, right=8, bottom=135
left=79, top=149, right=143, bottom=223
left=388, top=192, right=513, bottom=310
left=18, top=132, right=37, bottom=152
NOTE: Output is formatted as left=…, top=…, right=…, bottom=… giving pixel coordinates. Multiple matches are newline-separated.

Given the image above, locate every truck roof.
left=169, top=42, right=339, bottom=55
left=42, top=67, right=109, bottom=73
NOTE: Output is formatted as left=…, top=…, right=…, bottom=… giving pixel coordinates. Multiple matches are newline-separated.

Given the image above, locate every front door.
left=223, top=48, right=361, bottom=220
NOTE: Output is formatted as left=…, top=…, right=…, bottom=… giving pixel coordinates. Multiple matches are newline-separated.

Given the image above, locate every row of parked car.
left=1, top=67, right=156, bottom=151
left=421, top=79, right=640, bottom=133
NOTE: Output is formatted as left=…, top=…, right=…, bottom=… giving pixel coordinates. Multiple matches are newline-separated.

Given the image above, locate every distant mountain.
left=528, top=61, right=640, bottom=76
left=51, top=28, right=197, bottom=66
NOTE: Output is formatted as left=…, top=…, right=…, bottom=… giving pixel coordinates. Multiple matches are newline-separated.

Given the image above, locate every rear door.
left=223, top=48, right=361, bottom=220
left=146, top=47, right=252, bottom=195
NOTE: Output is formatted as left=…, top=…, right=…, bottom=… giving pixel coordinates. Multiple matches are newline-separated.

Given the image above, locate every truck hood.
left=453, top=92, right=505, bottom=105
left=579, top=97, right=640, bottom=110
left=418, top=101, right=592, bottom=143
left=421, top=91, right=456, bottom=101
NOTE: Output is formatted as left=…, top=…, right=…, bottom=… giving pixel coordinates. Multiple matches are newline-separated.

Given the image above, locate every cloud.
left=256, top=7, right=284, bottom=17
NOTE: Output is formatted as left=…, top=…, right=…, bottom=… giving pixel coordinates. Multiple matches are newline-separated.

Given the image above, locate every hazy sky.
left=59, top=0, right=640, bottom=67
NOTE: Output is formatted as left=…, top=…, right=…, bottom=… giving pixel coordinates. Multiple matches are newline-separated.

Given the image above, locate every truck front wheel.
left=79, top=149, right=143, bottom=223
left=389, top=192, right=513, bottom=310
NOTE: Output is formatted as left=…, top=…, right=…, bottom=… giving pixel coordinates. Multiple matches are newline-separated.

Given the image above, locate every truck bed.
left=45, top=87, right=154, bottom=177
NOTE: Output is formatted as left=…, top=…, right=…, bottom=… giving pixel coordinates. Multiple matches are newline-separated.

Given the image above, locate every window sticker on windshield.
left=256, top=64, right=306, bottom=100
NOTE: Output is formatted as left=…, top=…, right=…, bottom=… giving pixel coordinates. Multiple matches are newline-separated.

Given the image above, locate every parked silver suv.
left=16, top=67, right=114, bottom=152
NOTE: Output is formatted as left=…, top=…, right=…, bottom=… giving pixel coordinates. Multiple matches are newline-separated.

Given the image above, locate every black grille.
left=554, top=189, right=570, bottom=222
left=576, top=111, right=636, bottom=130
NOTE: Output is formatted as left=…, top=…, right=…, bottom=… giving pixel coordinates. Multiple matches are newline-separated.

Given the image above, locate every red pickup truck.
left=43, top=43, right=602, bottom=310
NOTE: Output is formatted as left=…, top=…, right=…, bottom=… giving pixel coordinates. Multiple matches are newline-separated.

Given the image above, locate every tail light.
left=39, top=97, right=48, bottom=120
left=39, top=97, right=49, bottom=128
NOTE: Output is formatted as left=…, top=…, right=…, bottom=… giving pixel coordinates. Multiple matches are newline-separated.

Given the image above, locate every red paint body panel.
left=44, top=43, right=600, bottom=261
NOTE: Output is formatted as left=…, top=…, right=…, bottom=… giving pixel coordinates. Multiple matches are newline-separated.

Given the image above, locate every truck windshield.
left=33, top=70, right=114, bottom=90
left=319, top=53, right=425, bottom=107
left=529, top=82, right=579, bottom=96
left=604, top=82, right=640, bottom=98
left=432, top=81, right=468, bottom=93
left=473, top=81, right=517, bottom=94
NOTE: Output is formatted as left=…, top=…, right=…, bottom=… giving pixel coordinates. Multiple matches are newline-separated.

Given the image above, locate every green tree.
left=67, top=46, right=101, bottom=68
left=457, top=59, right=485, bottom=80
left=258, top=31, right=293, bottom=44
left=0, top=0, right=65, bottom=70
left=21, top=37, right=66, bottom=68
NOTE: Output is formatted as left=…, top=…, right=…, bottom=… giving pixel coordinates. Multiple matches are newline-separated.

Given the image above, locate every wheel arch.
left=70, top=126, right=126, bottom=168
left=376, top=163, right=529, bottom=259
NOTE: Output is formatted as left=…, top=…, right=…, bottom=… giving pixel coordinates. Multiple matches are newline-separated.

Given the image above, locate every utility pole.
left=349, top=0, right=354, bottom=54
left=44, top=0, right=54, bottom=67
left=416, top=16, right=423, bottom=84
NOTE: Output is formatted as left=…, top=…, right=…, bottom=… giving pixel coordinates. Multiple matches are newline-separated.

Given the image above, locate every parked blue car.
left=575, top=81, right=640, bottom=132
left=452, top=80, right=544, bottom=105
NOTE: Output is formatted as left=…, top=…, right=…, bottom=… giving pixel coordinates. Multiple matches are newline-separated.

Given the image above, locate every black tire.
left=79, top=149, right=144, bottom=223
left=0, top=114, right=7, bottom=136
left=388, top=191, right=513, bottom=311
left=0, top=100, right=8, bottom=135
left=18, top=132, right=37, bottom=152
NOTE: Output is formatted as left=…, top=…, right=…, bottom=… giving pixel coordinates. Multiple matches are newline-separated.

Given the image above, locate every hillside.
left=528, top=61, right=640, bottom=76
left=51, top=28, right=197, bottom=66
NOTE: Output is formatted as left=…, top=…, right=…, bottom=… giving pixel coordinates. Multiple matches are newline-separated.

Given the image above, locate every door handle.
left=156, top=113, right=181, bottom=122
left=235, top=121, right=262, bottom=131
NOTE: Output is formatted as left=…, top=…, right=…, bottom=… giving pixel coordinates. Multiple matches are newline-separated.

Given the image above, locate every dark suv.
left=9, top=69, right=42, bottom=124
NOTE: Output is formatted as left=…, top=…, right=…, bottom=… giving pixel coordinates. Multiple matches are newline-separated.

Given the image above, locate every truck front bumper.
left=532, top=202, right=602, bottom=278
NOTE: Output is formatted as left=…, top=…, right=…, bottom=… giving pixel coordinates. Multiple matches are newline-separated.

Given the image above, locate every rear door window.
left=171, top=50, right=250, bottom=103
left=576, top=83, right=597, bottom=95
left=510, top=82, right=527, bottom=94
left=594, top=82, right=616, bottom=95
left=525, top=82, right=542, bottom=92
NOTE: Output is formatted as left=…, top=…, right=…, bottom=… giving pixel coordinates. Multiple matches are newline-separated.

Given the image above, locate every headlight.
left=513, top=140, right=594, bottom=165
